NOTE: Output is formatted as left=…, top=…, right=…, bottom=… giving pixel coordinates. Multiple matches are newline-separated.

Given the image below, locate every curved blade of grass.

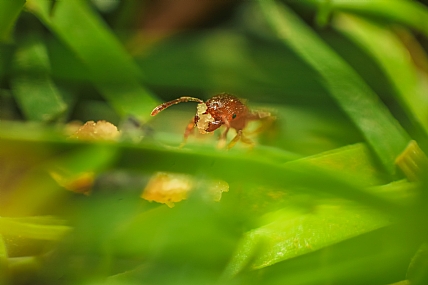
left=242, top=222, right=421, bottom=285
left=235, top=202, right=389, bottom=272
left=224, top=180, right=417, bottom=276
left=0, top=122, right=401, bottom=214
left=0, top=0, right=25, bottom=43
left=310, top=0, right=428, bottom=38
left=258, top=0, right=411, bottom=175
left=0, top=217, right=71, bottom=241
left=223, top=178, right=418, bottom=278
left=333, top=14, right=428, bottom=136
left=25, top=0, right=158, bottom=120
left=10, top=34, right=67, bottom=122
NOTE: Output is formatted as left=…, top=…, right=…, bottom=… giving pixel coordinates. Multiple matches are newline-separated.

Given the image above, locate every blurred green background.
left=1, top=0, right=428, bottom=284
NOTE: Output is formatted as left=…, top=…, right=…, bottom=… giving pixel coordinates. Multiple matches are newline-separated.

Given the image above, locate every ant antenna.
left=151, top=97, right=204, bottom=116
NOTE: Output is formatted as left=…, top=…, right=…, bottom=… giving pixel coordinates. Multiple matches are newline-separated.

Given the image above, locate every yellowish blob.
left=69, top=120, right=120, bottom=141
left=50, top=170, right=95, bottom=195
left=142, top=172, right=229, bottom=207
left=142, top=172, right=193, bottom=208
left=196, top=103, right=214, bottom=134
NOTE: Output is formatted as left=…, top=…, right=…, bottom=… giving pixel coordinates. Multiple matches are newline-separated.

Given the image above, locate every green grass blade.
left=323, top=0, right=428, bottom=38
left=0, top=217, right=70, bottom=241
left=25, top=0, right=158, bottom=120
left=258, top=0, right=411, bottom=175
left=0, top=0, right=25, bottom=42
left=253, top=203, right=388, bottom=269
left=244, top=222, right=420, bottom=285
left=333, top=15, right=428, bottom=136
left=0, top=122, right=400, bottom=213
left=10, top=35, right=67, bottom=122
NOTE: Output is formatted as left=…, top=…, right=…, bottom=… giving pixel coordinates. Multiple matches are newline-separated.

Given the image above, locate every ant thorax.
left=196, top=103, right=215, bottom=134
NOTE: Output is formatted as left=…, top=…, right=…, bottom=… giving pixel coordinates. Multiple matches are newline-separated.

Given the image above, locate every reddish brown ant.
left=150, top=93, right=273, bottom=148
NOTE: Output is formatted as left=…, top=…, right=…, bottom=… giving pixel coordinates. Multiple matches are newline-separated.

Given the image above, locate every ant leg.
left=217, top=115, right=232, bottom=149
left=217, top=127, right=230, bottom=149
left=227, top=130, right=254, bottom=149
left=240, top=132, right=255, bottom=149
left=227, top=130, right=242, bottom=149
left=179, top=118, right=196, bottom=148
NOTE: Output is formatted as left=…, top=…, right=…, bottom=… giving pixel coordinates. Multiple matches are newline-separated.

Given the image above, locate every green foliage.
left=1, top=0, right=428, bottom=284
left=11, top=34, right=67, bottom=122
left=259, top=0, right=411, bottom=175
left=0, top=0, right=25, bottom=43
left=26, top=0, right=158, bottom=120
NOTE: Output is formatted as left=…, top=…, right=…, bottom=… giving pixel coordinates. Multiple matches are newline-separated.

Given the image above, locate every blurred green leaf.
left=407, top=243, right=428, bottom=285
left=10, top=35, right=67, bottom=122
left=0, top=122, right=399, bottom=213
left=258, top=0, right=411, bottom=175
left=25, top=0, right=158, bottom=120
left=307, top=0, right=428, bottom=38
left=47, top=143, right=118, bottom=179
left=0, top=0, right=25, bottom=43
left=242, top=202, right=389, bottom=271
left=222, top=143, right=398, bottom=278
left=3, top=143, right=117, bottom=216
left=243, top=222, right=421, bottom=285
left=111, top=200, right=240, bottom=266
left=0, top=216, right=70, bottom=241
left=334, top=14, right=428, bottom=136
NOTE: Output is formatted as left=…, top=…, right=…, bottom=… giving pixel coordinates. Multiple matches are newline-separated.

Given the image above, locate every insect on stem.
left=151, top=97, right=204, bottom=116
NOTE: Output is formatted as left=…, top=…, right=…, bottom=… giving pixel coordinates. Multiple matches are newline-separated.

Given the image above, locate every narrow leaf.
left=0, top=0, right=25, bottom=42
left=26, top=0, right=158, bottom=120
left=322, top=0, right=428, bottom=38
left=11, top=35, right=67, bottom=122
left=0, top=122, right=401, bottom=214
left=253, top=203, right=389, bottom=269
left=0, top=217, right=71, bottom=241
left=334, top=14, right=428, bottom=136
left=258, top=0, right=411, bottom=175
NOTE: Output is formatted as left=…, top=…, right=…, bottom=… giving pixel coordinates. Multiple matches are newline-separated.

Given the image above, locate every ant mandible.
left=151, top=93, right=272, bottom=149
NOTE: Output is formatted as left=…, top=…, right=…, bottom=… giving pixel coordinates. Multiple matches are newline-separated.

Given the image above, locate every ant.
left=151, top=93, right=273, bottom=149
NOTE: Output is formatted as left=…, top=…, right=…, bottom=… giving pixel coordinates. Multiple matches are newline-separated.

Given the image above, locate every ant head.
left=194, top=102, right=221, bottom=134
left=194, top=94, right=246, bottom=133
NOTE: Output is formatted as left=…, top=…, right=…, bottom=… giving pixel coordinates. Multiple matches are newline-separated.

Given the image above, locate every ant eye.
left=232, top=114, right=237, bottom=119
